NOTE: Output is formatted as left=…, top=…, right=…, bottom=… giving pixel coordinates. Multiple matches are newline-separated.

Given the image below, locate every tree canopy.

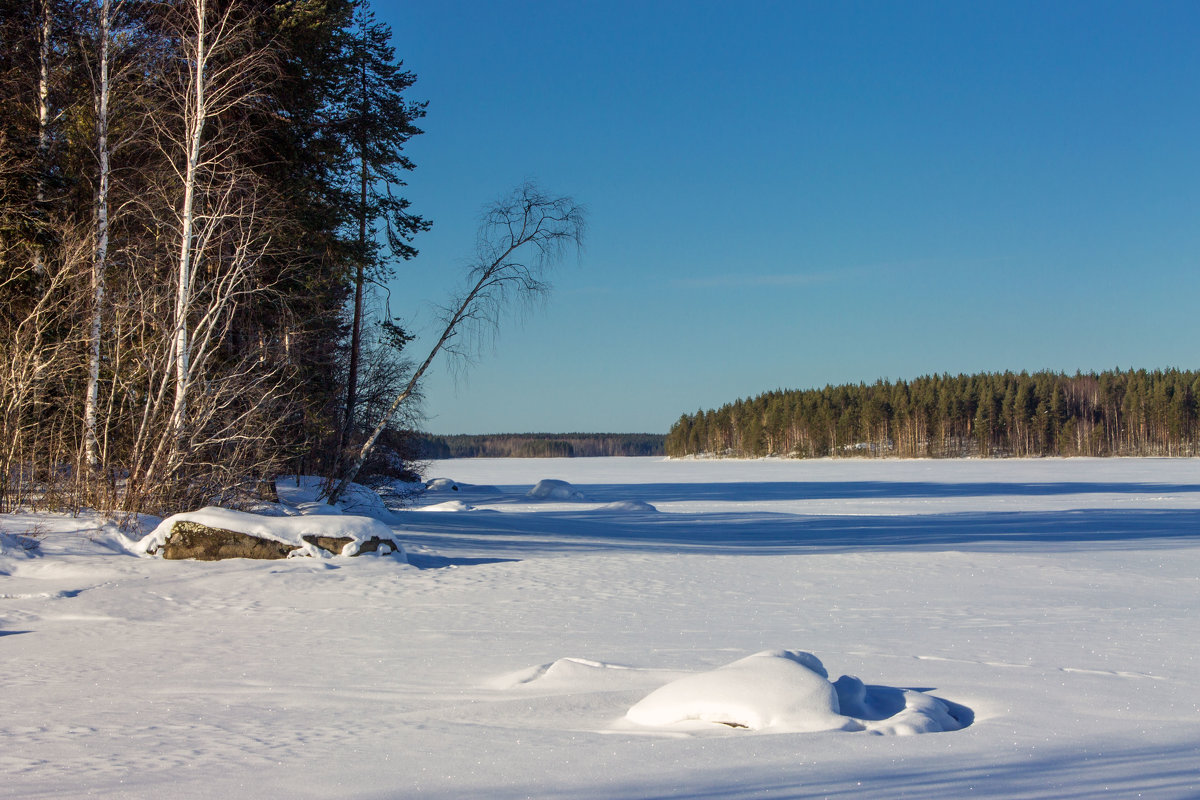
left=0, top=0, right=427, bottom=514
left=667, top=369, right=1200, bottom=459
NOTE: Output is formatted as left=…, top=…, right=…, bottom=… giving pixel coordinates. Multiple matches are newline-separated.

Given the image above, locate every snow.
left=420, top=499, right=474, bottom=512
left=526, top=477, right=586, bottom=500
left=625, top=649, right=850, bottom=731
left=622, top=648, right=964, bottom=735
left=3, top=457, right=1200, bottom=798
left=596, top=499, right=658, bottom=512
left=274, top=474, right=397, bottom=520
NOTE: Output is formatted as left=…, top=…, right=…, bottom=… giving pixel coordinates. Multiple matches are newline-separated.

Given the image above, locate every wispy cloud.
left=671, top=271, right=848, bottom=290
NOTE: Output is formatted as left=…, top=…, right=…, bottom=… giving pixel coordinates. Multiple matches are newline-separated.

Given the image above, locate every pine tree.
left=331, top=0, right=429, bottom=458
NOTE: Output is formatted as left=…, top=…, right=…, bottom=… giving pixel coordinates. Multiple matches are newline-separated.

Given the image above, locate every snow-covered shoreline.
left=2, top=457, right=1198, bottom=798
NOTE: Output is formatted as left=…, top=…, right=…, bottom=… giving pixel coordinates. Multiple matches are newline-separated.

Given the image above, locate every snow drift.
left=527, top=479, right=586, bottom=501
left=626, top=649, right=964, bottom=735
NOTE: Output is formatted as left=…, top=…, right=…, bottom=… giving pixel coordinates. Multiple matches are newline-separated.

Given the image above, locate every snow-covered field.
left=3, top=457, right=1199, bottom=799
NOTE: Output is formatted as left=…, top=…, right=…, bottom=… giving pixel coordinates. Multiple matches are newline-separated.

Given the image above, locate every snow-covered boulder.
left=527, top=479, right=585, bottom=501
left=137, top=507, right=404, bottom=561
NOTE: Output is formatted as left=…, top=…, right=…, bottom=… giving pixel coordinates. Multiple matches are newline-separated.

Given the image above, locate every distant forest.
left=666, top=369, right=1200, bottom=459
left=419, top=433, right=666, bottom=459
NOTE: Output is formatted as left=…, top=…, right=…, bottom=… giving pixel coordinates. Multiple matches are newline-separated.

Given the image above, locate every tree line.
left=666, top=369, right=1200, bottom=459
left=0, top=0, right=430, bottom=514
left=418, top=433, right=666, bottom=459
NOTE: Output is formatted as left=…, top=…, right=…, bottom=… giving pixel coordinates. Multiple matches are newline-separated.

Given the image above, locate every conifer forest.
left=666, top=370, right=1200, bottom=459
left=418, top=433, right=666, bottom=460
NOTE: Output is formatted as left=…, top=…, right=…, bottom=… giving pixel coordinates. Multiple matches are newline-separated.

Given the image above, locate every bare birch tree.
left=82, top=0, right=118, bottom=475
left=327, top=182, right=584, bottom=504
left=31, top=0, right=53, bottom=275
left=115, top=0, right=284, bottom=513
left=0, top=224, right=89, bottom=511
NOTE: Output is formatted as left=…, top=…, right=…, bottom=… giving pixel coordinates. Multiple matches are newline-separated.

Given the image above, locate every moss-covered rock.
left=150, top=519, right=402, bottom=560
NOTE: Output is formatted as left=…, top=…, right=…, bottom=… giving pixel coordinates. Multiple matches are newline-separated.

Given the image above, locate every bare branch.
left=327, top=182, right=584, bottom=504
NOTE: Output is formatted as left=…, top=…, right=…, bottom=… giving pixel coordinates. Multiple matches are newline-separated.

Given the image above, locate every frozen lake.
left=2, top=457, right=1198, bottom=798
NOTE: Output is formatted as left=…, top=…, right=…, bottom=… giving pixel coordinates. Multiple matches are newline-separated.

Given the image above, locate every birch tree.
left=82, top=0, right=116, bottom=474
left=117, top=0, right=283, bottom=511
left=32, top=0, right=52, bottom=274
left=164, top=0, right=266, bottom=459
left=327, top=182, right=584, bottom=504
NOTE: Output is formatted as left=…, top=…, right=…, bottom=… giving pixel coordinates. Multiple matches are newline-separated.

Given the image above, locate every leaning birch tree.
left=327, top=182, right=584, bottom=505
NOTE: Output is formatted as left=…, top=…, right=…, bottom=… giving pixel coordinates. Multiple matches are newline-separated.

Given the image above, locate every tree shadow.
left=482, top=479, right=1200, bottom=505
left=400, top=507, right=1200, bottom=557
left=404, top=552, right=520, bottom=569
left=400, top=739, right=1198, bottom=800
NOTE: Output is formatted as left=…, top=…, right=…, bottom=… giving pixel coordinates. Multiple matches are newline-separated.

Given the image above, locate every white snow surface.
left=3, top=456, right=1200, bottom=799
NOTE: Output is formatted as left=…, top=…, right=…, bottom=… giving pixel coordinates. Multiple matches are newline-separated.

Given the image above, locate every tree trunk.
left=33, top=0, right=52, bottom=275
left=169, top=0, right=209, bottom=451
left=342, top=30, right=370, bottom=456
left=85, top=0, right=112, bottom=475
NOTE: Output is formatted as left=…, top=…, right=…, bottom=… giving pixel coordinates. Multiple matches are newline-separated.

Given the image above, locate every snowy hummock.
left=136, top=506, right=402, bottom=558
left=527, top=478, right=586, bottom=500
left=421, top=499, right=473, bottom=512
left=625, top=649, right=962, bottom=734
left=627, top=649, right=846, bottom=731
left=595, top=499, right=658, bottom=513
left=274, top=474, right=396, bottom=520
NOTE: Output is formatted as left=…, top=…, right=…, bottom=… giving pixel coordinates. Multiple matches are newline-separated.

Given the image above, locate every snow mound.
left=831, top=674, right=964, bottom=735
left=491, top=657, right=643, bottom=691
left=0, top=532, right=41, bottom=563
left=627, top=650, right=849, bottom=732
left=527, top=479, right=586, bottom=501
left=596, top=500, right=658, bottom=513
left=422, top=500, right=473, bottom=512
left=425, top=478, right=461, bottom=492
left=626, top=650, right=964, bottom=735
left=274, top=475, right=394, bottom=521
left=135, top=507, right=404, bottom=559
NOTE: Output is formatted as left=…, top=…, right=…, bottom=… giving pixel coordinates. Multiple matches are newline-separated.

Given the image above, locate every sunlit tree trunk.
left=32, top=0, right=53, bottom=275
left=84, top=0, right=113, bottom=475
left=167, top=0, right=209, bottom=451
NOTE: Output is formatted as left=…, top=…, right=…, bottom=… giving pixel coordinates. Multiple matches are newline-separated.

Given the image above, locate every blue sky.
left=375, top=0, right=1200, bottom=435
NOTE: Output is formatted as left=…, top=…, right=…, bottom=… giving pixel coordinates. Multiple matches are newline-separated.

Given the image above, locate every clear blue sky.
left=375, top=0, right=1200, bottom=435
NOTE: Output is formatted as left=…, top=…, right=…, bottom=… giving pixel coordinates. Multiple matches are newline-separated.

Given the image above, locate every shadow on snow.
left=399, top=739, right=1198, bottom=800
left=475, top=479, right=1200, bottom=505
left=399, top=506, right=1200, bottom=557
